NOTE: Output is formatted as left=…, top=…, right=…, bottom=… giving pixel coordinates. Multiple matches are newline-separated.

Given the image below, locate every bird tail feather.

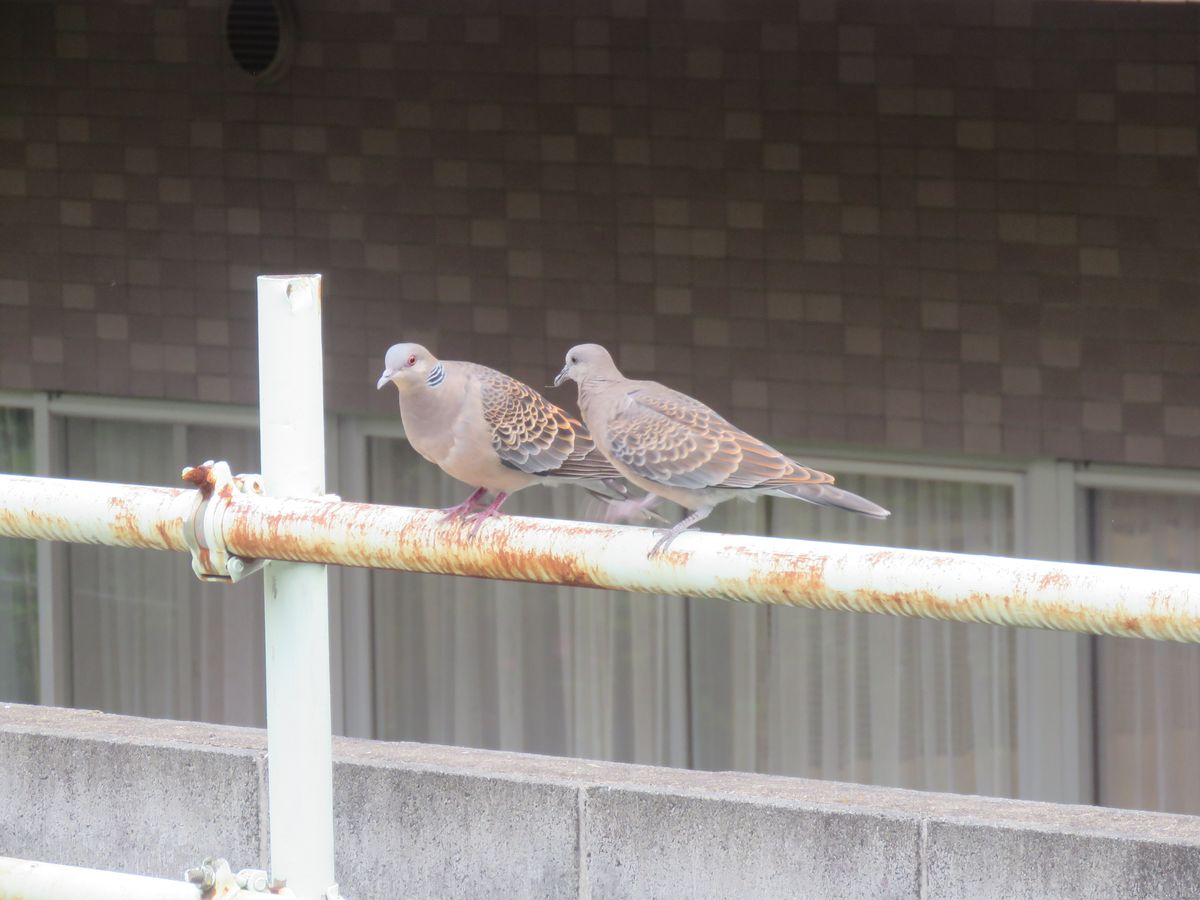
left=769, top=482, right=891, bottom=519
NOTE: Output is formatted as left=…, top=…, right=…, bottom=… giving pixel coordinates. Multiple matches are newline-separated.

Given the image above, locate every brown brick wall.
left=1, top=0, right=1199, bottom=465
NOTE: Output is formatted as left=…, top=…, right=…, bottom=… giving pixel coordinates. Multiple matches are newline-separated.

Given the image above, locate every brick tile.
left=0, top=1, right=1195, bottom=470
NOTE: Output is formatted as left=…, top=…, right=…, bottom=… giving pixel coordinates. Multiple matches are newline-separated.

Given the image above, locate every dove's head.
left=377, top=342, right=440, bottom=391
left=554, top=343, right=620, bottom=388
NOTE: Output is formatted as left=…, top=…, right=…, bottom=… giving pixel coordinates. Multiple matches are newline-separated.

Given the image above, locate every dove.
left=377, top=342, right=638, bottom=534
left=553, top=343, right=890, bottom=555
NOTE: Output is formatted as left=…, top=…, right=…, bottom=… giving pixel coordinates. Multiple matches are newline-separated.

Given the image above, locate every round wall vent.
left=224, top=0, right=297, bottom=83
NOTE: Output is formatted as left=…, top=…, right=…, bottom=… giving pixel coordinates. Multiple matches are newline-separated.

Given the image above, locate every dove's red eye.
left=407, top=355, right=417, bottom=367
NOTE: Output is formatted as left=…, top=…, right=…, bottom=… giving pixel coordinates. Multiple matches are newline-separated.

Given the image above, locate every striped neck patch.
left=426, top=362, right=446, bottom=388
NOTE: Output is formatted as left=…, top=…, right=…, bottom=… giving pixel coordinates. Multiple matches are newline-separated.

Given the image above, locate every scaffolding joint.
left=181, top=459, right=269, bottom=584
left=184, top=857, right=300, bottom=897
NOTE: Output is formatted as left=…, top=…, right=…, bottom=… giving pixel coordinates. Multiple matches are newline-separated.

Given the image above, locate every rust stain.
left=734, top=553, right=829, bottom=606
left=1118, top=616, right=1144, bottom=636
left=225, top=500, right=348, bottom=566
left=154, top=519, right=177, bottom=547
left=0, top=504, right=76, bottom=540
left=108, top=495, right=146, bottom=548
left=790, top=584, right=1139, bottom=638
left=181, top=463, right=215, bottom=499
left=1139, top=609, right=1188, bottom=639
left=1037, top=569, right=1071, bottom=591
left=222, top=500, right=621, bottom=590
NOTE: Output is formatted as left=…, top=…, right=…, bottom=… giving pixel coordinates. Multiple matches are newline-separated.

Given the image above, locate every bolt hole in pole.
left=257, top=275, right=337, bottom=897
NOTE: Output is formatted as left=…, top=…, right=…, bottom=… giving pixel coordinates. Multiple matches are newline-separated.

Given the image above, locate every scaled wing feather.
left=607, top=386, right=834, bottom=490
left=478, top=368, right=617, bottom=479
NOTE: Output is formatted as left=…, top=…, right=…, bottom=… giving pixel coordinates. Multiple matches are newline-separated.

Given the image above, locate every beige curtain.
left=692, top=475, right=1018, bottom=796
left=367, top=437, right=690, bottom=765
left=367, top=439, right=1020, bottom=795
left=62, top=419, right=266, bottom=726
left=0, top=407, right=37, bottom=703
left=1091, top=489, right=1200, bottom=814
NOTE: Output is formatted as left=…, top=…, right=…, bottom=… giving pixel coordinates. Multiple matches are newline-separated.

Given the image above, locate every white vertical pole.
left=256, top=274, right=336, bottom=897
left=1015, top=460, right=1092, bottom=805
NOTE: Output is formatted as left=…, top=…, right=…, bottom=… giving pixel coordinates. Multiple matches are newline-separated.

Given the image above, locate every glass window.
left=0, top=407, right=37, bottom=703
left=60, top=418, right=266, bottom=726
left=1087, top=488, right=1200, bottom=815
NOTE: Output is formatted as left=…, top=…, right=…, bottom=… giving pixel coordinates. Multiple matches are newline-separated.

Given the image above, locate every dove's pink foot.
left=443, top=487, right=488, bottom=521
left=467, top=491, right=510, bottom=538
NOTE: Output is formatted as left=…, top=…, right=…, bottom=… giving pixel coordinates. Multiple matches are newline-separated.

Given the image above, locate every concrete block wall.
left=2, top=1, right=1200, bottom=466
left=3, top=703, right=1200, bottom=899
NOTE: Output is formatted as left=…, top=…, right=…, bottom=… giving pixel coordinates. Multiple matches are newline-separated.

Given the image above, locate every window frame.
left=0, top=390, right=56, bottom=705
left=1073, top=463, right=1200, bottom=811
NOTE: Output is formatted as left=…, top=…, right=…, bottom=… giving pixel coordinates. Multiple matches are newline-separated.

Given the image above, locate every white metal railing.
left=4, top=467, right=1200, bottom=642
left=0, top=856, right=290, bottom=900
left=4, top=273, right=1200, bottom=897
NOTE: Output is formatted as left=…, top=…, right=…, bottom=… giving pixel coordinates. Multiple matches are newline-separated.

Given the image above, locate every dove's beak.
left=552, top=366, right=570, bottom=388
left=376, top=368, right=396, bottom=390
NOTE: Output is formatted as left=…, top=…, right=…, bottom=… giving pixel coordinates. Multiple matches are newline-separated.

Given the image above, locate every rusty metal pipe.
left=0, top=474, right=192, bottom=551
left=3, top=471, right=1200, bottom=642
left=0, top=857, right=202, bottom=900
left=0, top=856, right=299, bottom=900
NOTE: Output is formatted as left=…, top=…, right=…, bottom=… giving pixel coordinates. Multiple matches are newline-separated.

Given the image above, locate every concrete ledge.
left=4, top=703, right=1200, bottom=899
left=335, top=754, right=580, bottom=898
left=926, top=818, right=1200, bottom=899
left=583, top=786, right=919, bottom=899
left=0, top=705, right=266, bottom=879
